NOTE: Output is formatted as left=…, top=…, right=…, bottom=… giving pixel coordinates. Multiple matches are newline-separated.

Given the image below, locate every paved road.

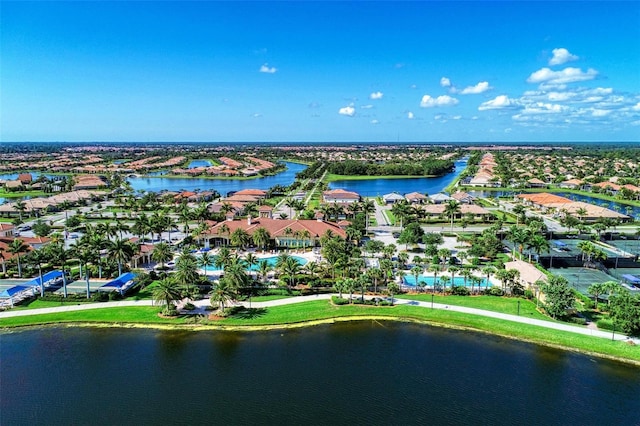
left=2, top=294, right=637, bottom=344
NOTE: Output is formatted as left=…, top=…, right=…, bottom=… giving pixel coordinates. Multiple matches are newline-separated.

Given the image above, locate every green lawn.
left=3, top=301, right=636, bottom=362
left=0, top=190, right=48, bottom=198
left=12, top=299, right=93, bottom=310
left=396, top=294, right=551, bottom=321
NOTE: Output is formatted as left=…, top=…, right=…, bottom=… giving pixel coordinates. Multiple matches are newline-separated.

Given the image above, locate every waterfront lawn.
left=13, top=299, right=93, bottom=310
left=0, top=189, right=48, bottom=198
left=2, top=301, right=638, bottom=362
left=396, top=294, right=551, bottom=321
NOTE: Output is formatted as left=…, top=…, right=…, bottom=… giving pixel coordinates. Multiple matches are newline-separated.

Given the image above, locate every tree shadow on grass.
left=228, top=307, right=268, bottom=319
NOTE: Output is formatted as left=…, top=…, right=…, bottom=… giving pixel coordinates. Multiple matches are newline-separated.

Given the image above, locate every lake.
left=126, top=161, right=308, bottom=194
left=328, top=159, right=467, bottom=197
left=2, top=322, right=639, bottom=425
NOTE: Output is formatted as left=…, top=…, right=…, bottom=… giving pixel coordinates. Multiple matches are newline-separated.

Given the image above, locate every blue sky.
left=2, top=1, right=639, bottom=143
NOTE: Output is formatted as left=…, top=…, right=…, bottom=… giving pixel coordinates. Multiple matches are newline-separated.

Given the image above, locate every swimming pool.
left=199, top=255, right=308, bottom=272
left=403, top=275, right=490, bottom=288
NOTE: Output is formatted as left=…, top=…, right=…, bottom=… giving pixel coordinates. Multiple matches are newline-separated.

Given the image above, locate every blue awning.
left=553, top=241, right=568, bottom=248
left=1, top=285, right=35, bottom=298
left=100, top=272, right=136, bottom=289
left=621, top=274, right=640, bottom=284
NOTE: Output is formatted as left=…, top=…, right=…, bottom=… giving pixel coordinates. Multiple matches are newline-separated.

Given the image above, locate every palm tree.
left=210, top=278, right=237, bottom=313
left=47, top=242, right=70, bottom=297
left=428, top=263, right=441, bottom=293
left=151, top=242, right=173, bottom=269
left=367, top=267, right=384, bottom=294
left=230, top=228, right=251, bottom=250
left=361, top=199, right=375, bottom=232
left=527, top=234, right=550, bottom=263
left=28, top=248, right=49, bottom=297
left=153, top=277, right=182, bottom=315
left=257, top=259, right=272, bottom=285
left=215, top=247, right=232, bottom=270
left=386, top=281, right=400, bottom=305
left=107, top=239, right=135, bottom=276
left=8, top=238, right=29, bottom=277
left=217, top=223, right=230, bottom=247
left=411, top=265, right=422, bottom=290
left=281, top=256, right=301, bottom=288
left=391, top=200, right=411, bottom=228
left=443, top=200, right=461, bottom=231
left=482, top=266, right=495, bottom=292
left=448, top=266, right=460, bottom=289
left=507, top=225, right=529, bottom=259
left=357, top=276, right=368, bottom=301
left=72, top=243, right=98, bottom=298
left=198, top=251, right=212, bottom=276
left=252, top=227, right=271, bottom=252
left=587, top=282, right=606, bottom=311
left=460, top=268, right=474, bottom=292
left=132, top=213, right=151, bottom=242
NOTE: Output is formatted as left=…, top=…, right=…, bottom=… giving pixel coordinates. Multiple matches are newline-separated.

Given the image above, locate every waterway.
left=187, top=159, right=212, bottom=169
left=328, top=159, right=467, bottom=197
left=2, top=323, right=638, bottom=425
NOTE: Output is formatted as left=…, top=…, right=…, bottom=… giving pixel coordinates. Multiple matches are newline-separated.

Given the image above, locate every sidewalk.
left=1, top=294, right=637, bottom=343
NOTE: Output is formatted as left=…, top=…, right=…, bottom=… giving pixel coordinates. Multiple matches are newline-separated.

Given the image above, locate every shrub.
left=183, top=302, right=196, bottom=311
left=569, top=316, right=587, bottom=325
left=91, top=292, right=109, bottom=302
left=450, top=286, right=470, bottom=296
left=524, top=290, right=534, bottom=300
left=487, top=287, right=504, bottom=297
left=596, top=319, right=615, bottom=331
left=108, top=292, right=123, bottom=301
left=331, top=296, right=349, bottom=305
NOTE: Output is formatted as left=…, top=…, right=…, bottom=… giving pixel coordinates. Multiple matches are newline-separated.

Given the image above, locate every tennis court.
left=547, top=267, right=614, bottom=295
left=549, top=239, right=620, bottom=259
left=606, top=239, right=640, bottom=256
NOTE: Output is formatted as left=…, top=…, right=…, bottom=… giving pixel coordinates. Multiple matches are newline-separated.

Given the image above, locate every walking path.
left=1, top=294, right=637, bottom=343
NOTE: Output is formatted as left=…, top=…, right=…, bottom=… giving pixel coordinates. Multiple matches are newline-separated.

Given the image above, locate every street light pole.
left=517, top=300, right=520, bottom=316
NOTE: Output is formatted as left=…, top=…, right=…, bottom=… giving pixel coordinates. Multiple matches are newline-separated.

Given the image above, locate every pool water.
left=200, top=255, right=308, bottom=272
left=403, top=275, right=490, bottom=288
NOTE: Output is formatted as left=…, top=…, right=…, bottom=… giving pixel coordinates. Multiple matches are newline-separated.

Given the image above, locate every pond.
left=328, top=159, right=467, bottom=197
left=187, top=159, right=212, bottom=169
left=2, top=323, right=639, bottom=425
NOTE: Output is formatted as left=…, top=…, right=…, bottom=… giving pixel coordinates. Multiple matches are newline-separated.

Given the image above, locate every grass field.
left=2, top=301, right=638, bottom=363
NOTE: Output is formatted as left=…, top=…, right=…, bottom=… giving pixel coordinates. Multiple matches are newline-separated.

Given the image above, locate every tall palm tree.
left=198, top=251, right=212, bottom=276
left=152, top=277, right=182, bottom=315
left=443, top=200, right=461, bottom=231
left=46, top=241, right=70, bottom=297
left=257, top=259, right=272, bottom=285
left=0, top=245, right=7, bottom=276
left=72, top=243, right=98, bottom=298
left=411, top=265, right=422, bottom=291
left=230, top=228, right=251, bottom=250
left=210, top=278, right=237, bottom=313
left=448, top=266, right=460, bottom=289
left=107, top=239, right=135, bottom=276
left=8, top=238, right=29, bottom=278
left=361, top=199, right=376, bottom=232
left=281, top=256, right=301, bottom=288
left=151, top=242, right=173, bottom=269
left=252, top=227, right=271, bottom=252
left=28, top=248, right=49, bottom=297
left=428, top=263, right=441, bottom=293
left=367, top=267, right=384, bottom=294
left=482, top=266, right=495, bottom=292
left=217, top=223, right=230, bottom=247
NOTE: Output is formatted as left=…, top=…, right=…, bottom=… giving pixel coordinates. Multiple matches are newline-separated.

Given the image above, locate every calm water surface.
left=2, top=322, right=639, bottom=425
left=329, top=159, right=467, bottom=197
left=127, top=161, right=307, bottom=193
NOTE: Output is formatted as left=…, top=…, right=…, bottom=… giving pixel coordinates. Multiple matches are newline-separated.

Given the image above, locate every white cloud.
left=440, top=77, right=451, bottom=88
left=420, top=95, right=459, bottom=108
left=259, top=63, right=277, bottom=73
left=361, top=104, right=374, bottom=109
left=252, top=113, right=263, bottom=118
left=410, top=84, right=418, bottom=89
left=452, top=115, right=462, bottom=120
left=460, top=81, right=492, bottom=95
left=370, top=119, right=379, bottom=124
left=526, top=67, right=598, bottom=87
left=369, top=91, right=384, bottom=100
left=631, top=102, right=640, bottom=111
left=338, top=104, right=355, bottom=117
left=478, top=95, right=519, bottom=110
left=592, top=109, right=611, bottom=117
left=549, top=48, right=579, bottom=66
left=407, top=111, right=415, bottom=119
